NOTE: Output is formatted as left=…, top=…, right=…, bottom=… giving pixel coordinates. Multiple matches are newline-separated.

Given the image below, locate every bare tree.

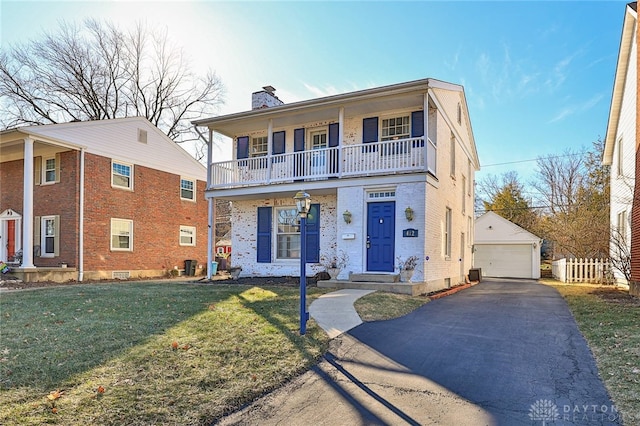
left=476, top=171, right=538, bottom=231
left=609, top=226, right=632, bottom=284
left=0, top=19, right=223, bottom=156
left=532, top=143, right=609, bottom=259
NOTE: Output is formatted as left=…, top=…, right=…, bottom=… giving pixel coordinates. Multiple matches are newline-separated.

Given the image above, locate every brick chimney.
left=251, top=86, right=284, bottom=110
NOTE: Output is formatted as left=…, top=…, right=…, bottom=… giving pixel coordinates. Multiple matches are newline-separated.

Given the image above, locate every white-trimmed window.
left=43, top=157, right=57, bottom=184
left=41, top=215, right=59, bottom=257
left=276, top=207, right=300, bottom=259
left=381, top=115, right=410, bottom=141
left=180, top=225, right=196, bottom=246
left=457, top=102, right=462, bottom=125
left=180, top=178, right=195, bottom=201
left=616, top=137, right=624, bottom=176
left=111, top=218, right=133, bottom=251
left=251, top=136, right=268, bottom=157
left=617, top=210, right=628, bottom=243
left=112, top=161, right=133, bottom=189
left=461, top=175, right=467, bottom=215
left=444, top=207, right=452, bottom=258
left=450, top=132, right=456, bottom=178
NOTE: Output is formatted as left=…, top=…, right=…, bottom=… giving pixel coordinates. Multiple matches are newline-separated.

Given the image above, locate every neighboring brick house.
left=0, top=117, right=208, bottom=282
left=194, top=79, right=479, bottom=294
left=634, top=1, right=640, bottom=294
left=604, top=2, right=638, bottom=294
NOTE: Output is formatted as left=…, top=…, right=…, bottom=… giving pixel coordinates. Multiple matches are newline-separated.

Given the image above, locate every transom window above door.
left=381, top=115, right=410, bottom=141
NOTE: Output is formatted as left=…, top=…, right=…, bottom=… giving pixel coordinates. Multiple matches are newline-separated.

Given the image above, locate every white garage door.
left=474, top=244, right=532, bottom=278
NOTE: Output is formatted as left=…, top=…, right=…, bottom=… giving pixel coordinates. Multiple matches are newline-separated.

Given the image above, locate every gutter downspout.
left=78, top=148, right=85, bottom=281
left=195, top=125, right=214, bottom=281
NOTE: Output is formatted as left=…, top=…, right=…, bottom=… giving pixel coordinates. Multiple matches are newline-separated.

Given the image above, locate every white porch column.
left=338, top=107, right=344, bottom=178
left=206, top=129, right=214, bottom=280
left=266, top=119, right=273, bottom=182
left=21, top=137, right=35, bottom=268
left=423, top=92, right=429, bottom=173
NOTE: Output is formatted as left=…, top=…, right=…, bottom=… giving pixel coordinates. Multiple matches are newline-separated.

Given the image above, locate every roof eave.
left=603, top=3, right=637, bottom=165
left=192, top=78, right=450, bottom=129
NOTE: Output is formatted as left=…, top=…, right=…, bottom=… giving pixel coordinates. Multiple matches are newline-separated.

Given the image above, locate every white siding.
left=609, top=25, right=636, bottom=282
left=22, top=117, right=206, bottom=180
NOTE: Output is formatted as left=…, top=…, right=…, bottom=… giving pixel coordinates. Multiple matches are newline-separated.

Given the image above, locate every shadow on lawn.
left=236, top=286, right=330, bottom=364
left=0, top=283, right=240, bottom=389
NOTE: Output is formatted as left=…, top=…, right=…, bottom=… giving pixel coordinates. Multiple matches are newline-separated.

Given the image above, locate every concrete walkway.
left=309, top=289, right=374, bottom=338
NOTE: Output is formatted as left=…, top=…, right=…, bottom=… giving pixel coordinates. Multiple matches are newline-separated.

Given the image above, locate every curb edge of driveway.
left=428, top=281, right=479, bottom=300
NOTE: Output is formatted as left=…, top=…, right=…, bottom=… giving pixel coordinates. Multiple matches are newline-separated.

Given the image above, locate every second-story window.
left=381, top=116, right=410, bottom=141
left=180, top=178, right=195, bottom=201
left=251, top=136, right=268, bottom=157
left=44, top=157, right=57, bottom=183
left=112, top=161, right=133, bottom=190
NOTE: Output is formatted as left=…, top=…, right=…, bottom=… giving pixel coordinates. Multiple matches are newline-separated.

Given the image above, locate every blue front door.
left=366, top=202, right=395, bottom=272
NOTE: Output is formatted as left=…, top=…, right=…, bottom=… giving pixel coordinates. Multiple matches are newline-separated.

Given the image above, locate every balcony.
left=209, top=137, right=436, bottom=189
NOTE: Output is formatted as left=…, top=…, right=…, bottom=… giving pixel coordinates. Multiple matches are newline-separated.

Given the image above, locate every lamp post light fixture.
left=294, top=190, right=311, bottom=335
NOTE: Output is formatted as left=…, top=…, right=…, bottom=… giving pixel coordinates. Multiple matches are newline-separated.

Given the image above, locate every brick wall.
left=1, top=151, right=79, bottom=267
left=1, top=151, right=208, bottom=277
left=83, top=153, right=208, bottom=276
left=632, top=18, right=640, bottom=286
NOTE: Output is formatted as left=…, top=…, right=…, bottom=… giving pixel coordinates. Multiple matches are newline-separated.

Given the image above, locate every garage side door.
left=474, top=244, right=532, bottom=279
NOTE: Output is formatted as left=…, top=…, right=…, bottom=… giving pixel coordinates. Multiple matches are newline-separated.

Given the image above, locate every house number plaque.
left=402, top=228, right=418, bottom=237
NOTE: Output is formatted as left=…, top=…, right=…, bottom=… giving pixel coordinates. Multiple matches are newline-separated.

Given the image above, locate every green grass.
left=544, top=281, right=640, bottom=424
left=354, top=291, right=429, bottom=322
left=0, top=283, right=330, bottom=425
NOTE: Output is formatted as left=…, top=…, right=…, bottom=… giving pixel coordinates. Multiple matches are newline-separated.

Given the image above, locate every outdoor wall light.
left=343, top=210, right=352, bottom=224
left=405, top=207, right=414, bottom=221
left=294, top=190, right=311, bottom=217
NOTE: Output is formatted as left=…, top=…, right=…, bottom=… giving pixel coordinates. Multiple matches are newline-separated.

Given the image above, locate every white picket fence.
left=552, top=258, right=614, bottom=284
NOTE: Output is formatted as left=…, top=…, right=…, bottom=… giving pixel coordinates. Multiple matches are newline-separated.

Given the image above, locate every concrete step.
left=317, top=279, right=427, bottom=296
left=349, top=273, right=399, bottom=283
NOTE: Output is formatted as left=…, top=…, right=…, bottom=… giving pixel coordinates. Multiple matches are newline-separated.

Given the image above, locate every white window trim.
left=180, top=178, right=196, bottom=201
left=111, top=218, right=133, bottom=251
left=250, top=135, right=268, bottom=157
left=444, top=207, right=452, bottom=258
left=40, top=215, right=57, bottom=258
left=179, top=225, right=196, bottom=246
left=275, top=206, right=301, bottom=261
left=42, top=156, right=56, bottom=185
left=380, top=114, right=411, bottom=141
left=616, top=136, right=624, bottom=177
left=112, top=160, right=133, bottom=190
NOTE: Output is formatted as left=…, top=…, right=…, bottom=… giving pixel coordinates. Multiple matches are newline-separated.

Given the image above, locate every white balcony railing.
left=209, top=137, right=434, bottom=189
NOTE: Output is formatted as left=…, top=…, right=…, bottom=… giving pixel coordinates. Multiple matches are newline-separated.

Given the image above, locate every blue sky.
left=0, top=0, right=629, bottom=190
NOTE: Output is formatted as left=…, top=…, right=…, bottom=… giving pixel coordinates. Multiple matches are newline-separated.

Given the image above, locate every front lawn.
left=545, top=281, right=640, bottom=424
left=0, top=283, right=330, bottom=425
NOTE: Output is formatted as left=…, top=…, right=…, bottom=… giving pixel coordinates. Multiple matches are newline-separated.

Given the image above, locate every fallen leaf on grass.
left=171, top=341, right=179, bottom=350
left=47, top=390, right=63, bottom=400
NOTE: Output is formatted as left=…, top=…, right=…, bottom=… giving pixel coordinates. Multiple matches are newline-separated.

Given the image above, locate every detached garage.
left=474, top=212, right=542, bottom=279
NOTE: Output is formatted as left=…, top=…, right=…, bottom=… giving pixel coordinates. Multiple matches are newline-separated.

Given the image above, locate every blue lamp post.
left=294, top=190, right=311, bottom=335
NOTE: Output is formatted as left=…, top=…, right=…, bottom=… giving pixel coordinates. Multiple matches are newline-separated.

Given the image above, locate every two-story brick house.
left=194, top=79, right=479, bottom=294
left=604, top=2, right=638, bottom=295
left=0, top=117, right=208, bottom=282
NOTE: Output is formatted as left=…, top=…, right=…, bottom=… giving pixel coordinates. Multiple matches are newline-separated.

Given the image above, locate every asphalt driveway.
left=217, top=279, right=621, bottom=425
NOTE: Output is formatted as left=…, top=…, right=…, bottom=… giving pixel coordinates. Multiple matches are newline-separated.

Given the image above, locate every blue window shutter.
left=305, top=204, right=320, bottom=263
left=257, top=207, right=272, bottom=263
left=362, top=117, right=378, bottom=143
left=294, top=128, right=305, bottom=151
left=411, top=110, right=425, bottom=148
left=411, top=111, right=424, bottom=137
left=328, top=123, right=339, bottom=147
left=272, top=131, right=285, bottom=155
left=237, top=136, right=249, bottom=159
